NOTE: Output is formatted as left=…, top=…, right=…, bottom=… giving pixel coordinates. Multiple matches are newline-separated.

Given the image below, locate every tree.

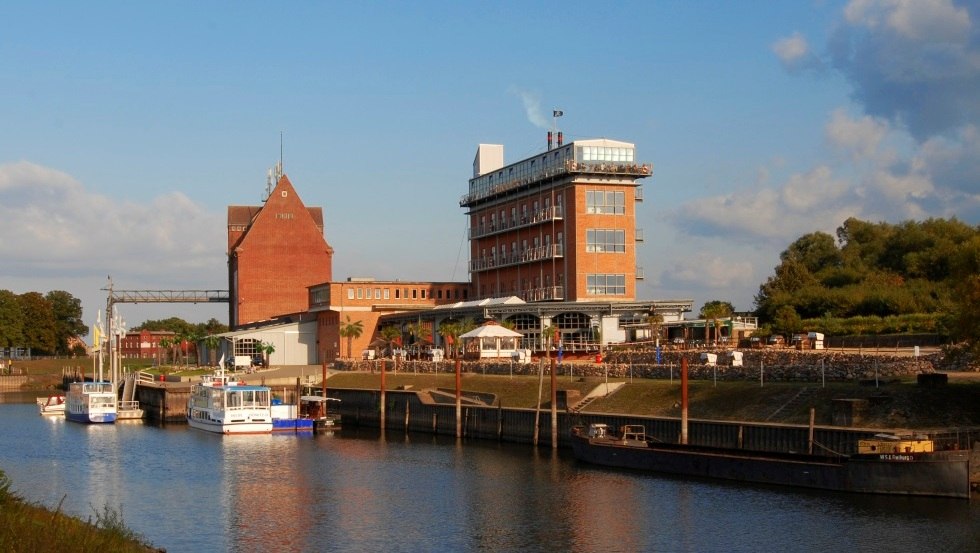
left=339, top=316, right=364, bottom=359
left=0, top=290, right=25, bottom=348
left=17, top=292, right=57, bottom=354
left=699, top=301, right=734, bottom=345
left=46, top=291, right=86, bottom=356
left=540, top=324, right=559, bottom=360
left=438, top=320, right=460, bottom=359
left=379, top=325, right=401, bottom=357
left=258, top=341, right=276, bottom=367
left=203, top=334, right=222, bottom=366
left=646, top=312, right=664, bottom=343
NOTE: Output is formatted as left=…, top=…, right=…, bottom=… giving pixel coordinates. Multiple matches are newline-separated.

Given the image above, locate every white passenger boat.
left=187, top=371, right=272, bottom=434
left=65, top=381, right=117, bottom=423
left=36, top=395, right=66, bottom=416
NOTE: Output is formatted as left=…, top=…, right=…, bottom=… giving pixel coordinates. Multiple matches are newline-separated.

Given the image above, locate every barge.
left=570, top=423, right=971, bottom=499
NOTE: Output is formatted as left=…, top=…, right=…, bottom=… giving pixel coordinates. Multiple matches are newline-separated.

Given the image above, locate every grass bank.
left=0, top=470, right=158, bottom=553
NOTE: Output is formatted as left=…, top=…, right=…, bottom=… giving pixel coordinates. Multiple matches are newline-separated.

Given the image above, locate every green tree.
left=379, top=325, right=402, bottom=357
left=258, top=340, right=276, bottom=367
left=339, top=316, right=364, bottom=359
left=438, top=320, right=461, bottom=359
left=17, top=292, right=57, bottom=354
left=646, top=312, right=664, bottom=343
left=46, top=290, right=86, bottom=356
left=203, top=334, right=222, bottom=366
left=0, top=290, right=25, bottom=348
left=699, top=300, right=734, bottom=345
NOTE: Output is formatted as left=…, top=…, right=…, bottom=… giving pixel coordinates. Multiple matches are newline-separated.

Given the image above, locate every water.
left=1, top=397, right=977, bottom=553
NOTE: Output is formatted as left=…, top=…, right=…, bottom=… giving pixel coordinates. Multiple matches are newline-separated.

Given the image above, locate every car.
left=767, top=335, right=785, bottom=347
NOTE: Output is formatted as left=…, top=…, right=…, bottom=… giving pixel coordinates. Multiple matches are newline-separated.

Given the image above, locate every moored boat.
left=36, top=395, right=66, bottom=416
left=65, top=382, right=117, bottom=424
left=570, top=423, right=971, bottom=499
left=300, top=395, right=342, bottom=433
left=187, top=371, right=272, bottom=434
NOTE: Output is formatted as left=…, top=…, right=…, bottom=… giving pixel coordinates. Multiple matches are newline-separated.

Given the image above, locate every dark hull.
left=570, top=429, right=970, bottom=499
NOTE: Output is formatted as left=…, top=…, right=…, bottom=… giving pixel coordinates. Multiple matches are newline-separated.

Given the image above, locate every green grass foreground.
left=0, top=470, right=158, bottom=553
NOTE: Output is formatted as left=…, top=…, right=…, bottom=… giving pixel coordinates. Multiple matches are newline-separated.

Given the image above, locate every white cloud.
left=845, top=0, right=971, bottom=42
left=659, top=252, right=757, bottom=291
left=773, top=32, right=810, bottom=69
left=825, top=108, right=891, bottom=162
left=0, top=161, right=227, bottom=330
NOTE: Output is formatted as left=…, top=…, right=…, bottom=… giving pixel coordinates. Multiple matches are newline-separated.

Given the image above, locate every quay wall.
left=132, top=381, right=978, bottom=453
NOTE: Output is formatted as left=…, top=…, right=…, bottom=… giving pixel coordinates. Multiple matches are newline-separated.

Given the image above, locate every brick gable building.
left=228, top=173, right=334, bottom=328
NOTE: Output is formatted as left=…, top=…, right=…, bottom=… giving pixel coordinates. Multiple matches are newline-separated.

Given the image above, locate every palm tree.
left=540, top=323, right=558, bottom=360
left=700, top=301, right=734, bottom=346
left=203, top=334, right=221, bottom=366
left=438, top=320, right=460, bottom=359
left=646, top=312, right=664, bottom=343
left=258, top=341, right=276, bottom=367
left=379, top=325, right=401, bottom=358
left=339, top=316, right=364, bottom=359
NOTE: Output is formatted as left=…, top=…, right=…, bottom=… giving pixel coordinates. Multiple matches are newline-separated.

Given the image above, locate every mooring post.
left=550, top=356, right=558, bottom=449
left=455, top=357, right=462, bottom=439
left=380, top=359, right=386, bottom=430
left=681, top=356, right=689, bottom=445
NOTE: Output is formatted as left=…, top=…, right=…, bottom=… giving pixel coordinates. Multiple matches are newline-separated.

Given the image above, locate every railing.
left=470, top=244, right=564, bottom=272
left=635, top=185, right=643, bottom=201
left=636, top=266, right=645, bottom=280
left=635, top=228, right=644, bottom=242
left=469, top=206, right=563, bottom=239
left=521, top=286, right=565, bottom=302
left=462, top=160, right=652, bottom=206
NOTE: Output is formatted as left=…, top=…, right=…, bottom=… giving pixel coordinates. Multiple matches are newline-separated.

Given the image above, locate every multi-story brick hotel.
left=226, top=138, right=692, bottom=364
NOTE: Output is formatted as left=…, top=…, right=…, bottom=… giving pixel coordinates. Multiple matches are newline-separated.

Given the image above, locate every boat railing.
left=118, top=400, right=140, bottom=411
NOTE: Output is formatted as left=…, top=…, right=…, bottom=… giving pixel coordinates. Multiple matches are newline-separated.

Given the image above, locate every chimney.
left=547, top=131, right=553, bottom=150
left=557, top=132, right=563, bottom=147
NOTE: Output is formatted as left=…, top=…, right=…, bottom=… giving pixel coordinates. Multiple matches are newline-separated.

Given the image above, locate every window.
left=586, top=190, right=626, bottom=214
left=347, top=288, right=354, bottom=300
left=586, top=229, right=626, bottom=252
left=384, top=288, right=390, bottom=300
left=374, top=288, right=381, bottom=299
left=357, top=288, right=363, bottom=299
left=412, top=289, right=417, bottom=299
left=587, top=274, right=626, bottom=295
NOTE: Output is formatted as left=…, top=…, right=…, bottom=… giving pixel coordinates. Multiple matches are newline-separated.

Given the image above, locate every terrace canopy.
left=459, top=323, right=523, bottom=360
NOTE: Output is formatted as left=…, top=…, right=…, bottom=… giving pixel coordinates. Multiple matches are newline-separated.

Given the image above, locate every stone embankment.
left=334, top=348, right=979, bottom=382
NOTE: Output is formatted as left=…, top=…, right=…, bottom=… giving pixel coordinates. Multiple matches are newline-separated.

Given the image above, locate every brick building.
left=228, top=171, right=334, bottom=328
left=462, top=138, right=651, bottom=302
left=118, top=329, right=189, bottom=363
left=309, top=278, right=470, bottom=361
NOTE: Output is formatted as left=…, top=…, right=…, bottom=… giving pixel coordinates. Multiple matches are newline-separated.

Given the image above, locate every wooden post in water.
left=550, top=356, right=558, bottom=449
left=533, top=357, right=544, bottom=446
left=455, top=357, right=462, bottom=438
left=681, top=357, right=689, bottom=445
left=808, top=407, right=816, bottom=455
left=380, top=359, right=387, bottom=430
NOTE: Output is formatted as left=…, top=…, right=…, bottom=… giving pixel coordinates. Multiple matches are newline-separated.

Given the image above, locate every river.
left=0, top=396, right=977, bottom=552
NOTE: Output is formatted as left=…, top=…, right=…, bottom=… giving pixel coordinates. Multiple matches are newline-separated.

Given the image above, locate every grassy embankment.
left=0, top=470, right=156, bottom=552
left=13, top=358, right=980, bottom=429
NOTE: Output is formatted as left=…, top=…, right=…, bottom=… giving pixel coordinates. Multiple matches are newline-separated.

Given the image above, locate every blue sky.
left=2, top=1, right=979, bottom=335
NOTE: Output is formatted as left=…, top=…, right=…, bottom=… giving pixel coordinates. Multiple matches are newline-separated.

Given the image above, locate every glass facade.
left=587, top=274, right=626, bottom=295
left=586, top=229, right=626, bottom=253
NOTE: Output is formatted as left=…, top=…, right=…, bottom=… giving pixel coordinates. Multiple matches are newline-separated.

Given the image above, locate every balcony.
left=469, top=206, right=563, bottom=240
left=636, top=266, right=645, bottom=280
left=635, top=228, right=644, bottom=242
left=521, top=286, right=565, bottom=302
left=462, top=160, right=653, bottom=207
left=469, top=244, right=564, bottom=272
left=635, top=185, right=644, bottom=202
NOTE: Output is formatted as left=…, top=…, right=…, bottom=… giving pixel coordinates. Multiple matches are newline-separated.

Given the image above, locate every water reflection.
left=0, top=401, right=977, bottom=553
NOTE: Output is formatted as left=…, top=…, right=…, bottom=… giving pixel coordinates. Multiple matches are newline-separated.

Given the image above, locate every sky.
left=2, top=0, right=979, bottom=338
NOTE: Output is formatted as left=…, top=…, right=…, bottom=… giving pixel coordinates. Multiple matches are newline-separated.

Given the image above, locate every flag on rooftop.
left=553, top=110, right=563, bottom=117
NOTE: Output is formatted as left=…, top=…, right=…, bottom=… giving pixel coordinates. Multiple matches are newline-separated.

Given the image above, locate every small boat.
left=187, top=371, right=272, bottom=434
left=36, top=395, right=66, bottom=416
left=300, top=395, right=342, bottom=433
left=65, top=381, right=117, bottom=424
left=116, top=400, right=144, bottom=421
left=570, top=423, right=971, bottom=499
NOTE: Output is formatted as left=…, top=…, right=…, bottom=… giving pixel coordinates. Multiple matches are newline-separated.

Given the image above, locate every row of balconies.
left=461, top=160, right=652, bottom=206
left=521, top=286, right=565, bottom=302
left=469, top=205, right=564, bottom=239
left=470, top=244, right=565, bottom=272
